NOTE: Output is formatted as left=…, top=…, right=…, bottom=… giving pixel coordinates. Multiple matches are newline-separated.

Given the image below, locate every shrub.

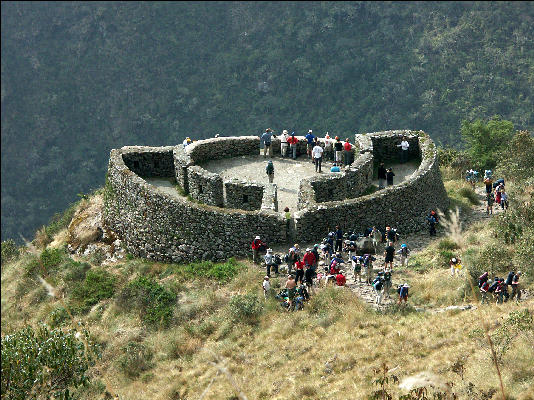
left=437, top=238, right=460, bottom=251
left=117, top=341, right=154, bottom=378
left=183, top=258, right=244, bottom=282
left=63, top=260, right=91, bottom=282
left=1, top=324, right=96, bottom=400
left=228, top=293, right=263, bottom=324
left=40, top=247, right=65, bottom=271
left=49, top=307, right=71, bottom=328
left=1, top=239, right=20, bottom=263
left=458, top=186, right=480, bottom=205
left=117, top=275, right=176, bottom=328
left=70, top=268, right=116, bottom=313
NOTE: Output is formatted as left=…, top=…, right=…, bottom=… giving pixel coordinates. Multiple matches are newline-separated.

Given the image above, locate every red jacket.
left=251, top=239, right=263, bottom=250
left=295, top=260, right=305, bottom=270
left=336, top=273, right=346, bottom=286
left=303, top=252, right=316, bottom=266
left=344, top=142, right=352, bottom=151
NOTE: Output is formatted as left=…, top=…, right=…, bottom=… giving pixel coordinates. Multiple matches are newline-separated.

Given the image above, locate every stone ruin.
left=103, top=130, right=448, bottom=263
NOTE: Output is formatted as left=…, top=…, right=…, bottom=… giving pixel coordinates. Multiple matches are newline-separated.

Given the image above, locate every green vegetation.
left=117, top=275, right=176, bottom=328
left=228, top=293, right=263, bottom=325
left=117, top=341, right=154, bottom=379
left=2, top=2, right=533, bottom=243
left=1, top=239, right=19, bottom=264
left=1, top=324, right=97, bottom=400
left=70, top=268, right=116, bottom=314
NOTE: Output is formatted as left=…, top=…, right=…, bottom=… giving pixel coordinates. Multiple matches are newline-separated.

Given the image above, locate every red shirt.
left=336, top=274, right=346, bottom=286
left=295, top=260, right=305, bottom=270
left=344, top=142, right=352, bottom=151
left=251, top=239, right=263, bottom=250
left=303, top=252, right=316, bottom=266
left=287, top=136, right=298, bottom=145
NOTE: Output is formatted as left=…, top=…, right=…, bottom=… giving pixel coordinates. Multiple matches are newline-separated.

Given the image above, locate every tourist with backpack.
left=495, top=279, right=504, bottom=304
left=266, top=160, right=274, bottom=183
left=334, top=226, right=344, bottom=253
left=386, top=168, right=395, bottom=186
left=261, top=128, right=273, bottom=157
left=294, top=258, right=305, bottom=285
left=264, top=248, right=279, bottom=277
left=510, top=271, right=522, bottom=301
left=383, top=267, right=392, bottom=298
left=324, top=133, right=333, bottom=161
left=362, top=254, right=376, bottom=285
left=372, top=273, right=385, bottom=305
left=336, top=270, right=347, bottom=286
left=304, top=264, right=315, bottom=294
left=449, top=257, right=462, bottom=277
left=370, top=226, right=382, bottom=252
left=478, top=272, right=489, bottom=288
left=384, top=241, right=395, bottom=269
left=480, top=280, right=490, bottom=304
left=287, top=244, right=300, bottom=275
left=303, top=248, right=316, bottom=271
left=484, top=170, right=493, bottom=194
left=397, top=244, right=410, bottom=267
left=352, top=255, right=362, bottom=283
left=500, top=189, right=509, bottom=210
left=427, top=212, right=438, bottom=236
left=398, top=283, right=409, bottom=305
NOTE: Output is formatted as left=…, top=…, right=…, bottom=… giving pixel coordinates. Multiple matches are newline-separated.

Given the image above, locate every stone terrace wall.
left=368, top=131, right=420, bottom=163
left=104, top=146, right=287, bottom=263
left=225, top=179, right=264, bottom=211
left=122, top=146, right=175, bottom=177
left=187, top=166, right=224, bottom=207
left=187, top=136, right=259, bottom=163
left=261, top=183, right=278, bottom=212
left=173, top=146, right=193, bottom=193
left=294, top=131, right=448, bottom=242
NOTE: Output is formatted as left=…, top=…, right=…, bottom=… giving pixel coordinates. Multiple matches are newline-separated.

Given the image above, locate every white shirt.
left=399, top=140, right=409, bottom=151
left=324, top=137, right=332, bottom=148
left=312, top=145, right=324, bottom=159
left=263, top=280, right=271, bottom=291
left=281, top=133, right=289, bottom=143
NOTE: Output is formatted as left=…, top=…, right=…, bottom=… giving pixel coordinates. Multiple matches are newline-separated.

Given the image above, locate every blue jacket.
left=305, top=133, right=315, bottom=144
left=261, top=132, right=272, bottom=145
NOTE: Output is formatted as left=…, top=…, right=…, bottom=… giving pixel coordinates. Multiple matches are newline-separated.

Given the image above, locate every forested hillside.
left=2, top=1, right=533, bottom=241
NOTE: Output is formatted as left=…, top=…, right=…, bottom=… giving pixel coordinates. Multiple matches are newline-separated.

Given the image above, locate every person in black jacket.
left=386, top=168, right=395, bottom=186
left=378, top=163, right=387, bottom=189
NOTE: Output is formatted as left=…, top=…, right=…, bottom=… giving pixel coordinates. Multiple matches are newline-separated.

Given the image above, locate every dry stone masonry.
left=104, top=130, right=448, bottom=262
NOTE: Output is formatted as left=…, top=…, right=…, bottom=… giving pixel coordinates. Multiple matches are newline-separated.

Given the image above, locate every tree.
left=460, top=116, right=515, bottom=170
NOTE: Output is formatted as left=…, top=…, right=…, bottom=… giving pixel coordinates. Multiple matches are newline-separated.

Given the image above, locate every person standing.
left=295, top=258, right=305, bottom=285
left=386, top=168, right=395, bottom=186
left=312, top=142, right=324, bottom=172
left=303, top=248, right=316, bottom=270
left=378, top=163, right=387, bottom=189
left=285, top=275, right=297, bottom=311
left=280, top=130, right=289, bottom=157
left=324, top=133, right=333, bottom=161
left=383, top=267, right=392, bottom=298
left=500, top=189, right=509, bottom=210
left=397, top=244, right=410, bottom=267
left=352, top=255, right=362, bottom=283
left=510, top=271, right=521, bottom=301
left=486, top=192, right=495, bottom=215
left=398, top=283, right=409, bottom=305
left=427, top=212, right=437, bottom=236
left=480, top=279, right=490, bottom=304
left=264, top=248, right=278, bottom=277
left=384, top=241, right=395, bottom=269
left=334, top=137, right=343, bottom=165
left=304, top=264, right=315, bottom=294
left=251, top=235, right=265, bottom=264
left=334, top=226, right=343, bottom=253
left=372, top=273, right=384, bottom=305
left=262, top=276, right=271, bottom=300
left=288, top=132, right=298, bottom=159
left=397, top=136, right=410, bottom=163
left=261, top=128, right=273, bottom=157
left=266, top=160, right=274, bottom=183
left=305, top=130, right=315, bottom=160
left=288, top=244, right=300, bottom=275
left=343, top=138, right=353, bottom=166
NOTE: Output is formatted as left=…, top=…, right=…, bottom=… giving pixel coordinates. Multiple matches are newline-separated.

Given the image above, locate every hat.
left=404, top=283, right=410, bottom=288
left=264, top=276, right=269, bottom=280
left=517, top=271, right=522, bottom=275
left=336, top=253, right=341, bottom=258
left=335, top=136, right=339, bottom=140
left=255, top=236, right=260, bottom=240
left=291, top=132, right=295, bottom=136
left=401, top=244, right=407, bottom=248
left=267, top=248, right=272, bottom=253
left=283, top=130, right=288, bottom=134
left=325, top=134, right=330, bottom=138
left=451, top=258, right=457, bottom=263
left=308, top=129, right=312, bottom=133
left=306, top=248, right=311, bottom=252
left=314, top=244, right=319, bottom=248
left=294, top=244, right=299, bottom=248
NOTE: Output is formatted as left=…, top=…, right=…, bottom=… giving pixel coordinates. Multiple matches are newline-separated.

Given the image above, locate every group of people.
left=256, top=223, right=415, bottom=310
left=478, top=270, right=522, bottom=304
left=483, top=170, right=508, bottom=215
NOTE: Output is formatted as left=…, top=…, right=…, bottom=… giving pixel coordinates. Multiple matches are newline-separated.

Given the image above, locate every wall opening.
left=199, top=185, right=204, bottom=194
left=243, top=194, right=249, bottom=203
left=133, top=160, right=140, bottom=170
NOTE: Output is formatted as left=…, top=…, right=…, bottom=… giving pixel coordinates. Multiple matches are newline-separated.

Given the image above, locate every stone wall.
left=367, top=131, right=420, bottom=163
left=293, top=131, right=448, bottom=242
left=187, top=136, right=259, bottom=163
left=104, top=146, right=287, bottom=263
left=224, top=179, right=264, bottom=211
left=104, top=130, right=448, bottom=263
left=187, top=166, right=224, bottom=207
left=122, top=146, right=175, bottom=177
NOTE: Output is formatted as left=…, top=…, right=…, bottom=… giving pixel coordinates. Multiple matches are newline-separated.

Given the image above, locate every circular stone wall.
left=104, top=130, right=448, bottom=262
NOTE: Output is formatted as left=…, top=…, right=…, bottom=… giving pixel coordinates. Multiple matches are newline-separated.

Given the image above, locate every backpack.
left=274, top=254, right=282, bottom=265
left=283, top=253, right=289, bottom=263
left=488, top=281, right=499, bottom=293
left=505, top=271, right=515, bottom=286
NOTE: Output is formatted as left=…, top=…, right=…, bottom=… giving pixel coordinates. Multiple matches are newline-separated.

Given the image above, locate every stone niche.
left=187, top=166, right=224, bottom=207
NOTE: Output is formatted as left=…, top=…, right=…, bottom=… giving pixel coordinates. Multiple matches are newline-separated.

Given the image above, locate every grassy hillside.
left=2, top=168, right=533, bottom=399
left=2, top=1, right=534, bottom=242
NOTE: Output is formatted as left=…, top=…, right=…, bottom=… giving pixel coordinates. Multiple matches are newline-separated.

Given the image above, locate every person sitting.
left=330, top=163, right=341, bottom=173
left=336, top=270, right=346, bottom=286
